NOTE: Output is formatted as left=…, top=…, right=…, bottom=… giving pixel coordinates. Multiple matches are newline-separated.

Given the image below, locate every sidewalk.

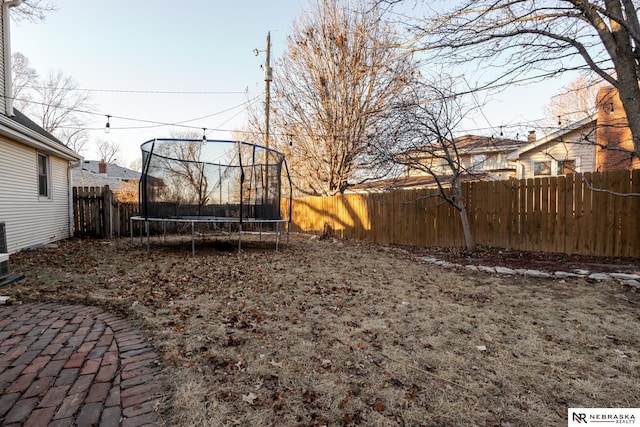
left=0, top=303, right=164, bottom=426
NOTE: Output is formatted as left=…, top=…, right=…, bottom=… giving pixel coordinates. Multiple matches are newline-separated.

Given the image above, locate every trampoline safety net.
left=139, top=139, right=291, bottom=221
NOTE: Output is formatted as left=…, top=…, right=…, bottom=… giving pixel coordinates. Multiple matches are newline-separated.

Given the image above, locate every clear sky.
left=11, top=0, right=308, bottom=165
left=10, top=0, right=576, bottom=167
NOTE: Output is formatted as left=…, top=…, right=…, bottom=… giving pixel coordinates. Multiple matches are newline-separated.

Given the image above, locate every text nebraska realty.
left=573, top=412, right=636, bottom=424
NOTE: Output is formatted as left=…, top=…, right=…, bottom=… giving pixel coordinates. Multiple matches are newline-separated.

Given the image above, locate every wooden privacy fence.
left=73, top=186, right=139, bottom=238
left=283, top=170, right=640, bottom=258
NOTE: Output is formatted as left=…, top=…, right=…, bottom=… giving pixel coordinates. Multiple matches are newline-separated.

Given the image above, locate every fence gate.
left=73, top=186, right=112, bottom=238
left=73, top=186, right=139, bottom=238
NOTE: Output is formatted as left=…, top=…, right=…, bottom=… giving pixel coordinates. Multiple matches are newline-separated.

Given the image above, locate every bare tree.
left=11, top=54, right=91, bottom=153
left=269, top=0, right=418, bottom=196
left=36, top=70, right=90, bottom=134
left=383, top=79, right=478, bottom=250
left=11, top=52, right=38, bottom=111
left=386, top=0, right=640, bottom=158
left=95, top=138, right=121, bottom=164
left=128, top=158, right=142, bottom=173
left=11, top=0, right=57, bottom=23
left=150, top=131, right=215, bottom=208
left=57, top=128, right=89, bottom=156
left=543, top=73, right=606, bottom=129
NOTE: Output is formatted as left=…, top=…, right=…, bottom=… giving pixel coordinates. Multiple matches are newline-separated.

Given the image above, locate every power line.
left=20, top=86, right=256, bottom=95
left=10, top=93, right=263, bottom=132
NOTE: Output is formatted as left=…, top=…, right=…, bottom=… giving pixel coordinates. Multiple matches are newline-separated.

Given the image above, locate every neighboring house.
left=0, top=3, right=82, bottom=253
left=507, top=115, right=597, bottom=179
left=507, top=86, right=638, bottom=178
left=72, top=159, right=140, bottom=189
left=383, top=86, right=637, bottom=189
left=402, top=134, right=526, bottom=180
left=72, top=160, right=141, bottom=203
left=347, top=172, right=491, bottom=193
left=348, top=135, right=525, bottom=193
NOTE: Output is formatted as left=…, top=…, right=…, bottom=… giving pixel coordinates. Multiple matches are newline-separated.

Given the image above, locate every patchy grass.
left=7, top=234, right=640, bottom=426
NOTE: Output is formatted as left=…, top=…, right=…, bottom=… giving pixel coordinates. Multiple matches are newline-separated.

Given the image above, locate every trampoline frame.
left=129, top=216, right=289, bottom=256
left=135, top=138, right=292, bottom=255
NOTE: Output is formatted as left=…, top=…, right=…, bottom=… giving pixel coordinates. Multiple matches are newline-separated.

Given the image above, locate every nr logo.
left=573, top=412, right=588, bottom=423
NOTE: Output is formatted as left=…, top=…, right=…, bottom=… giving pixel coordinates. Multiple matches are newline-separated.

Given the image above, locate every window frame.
left=470, top=154, right=486, bottom=170
left=557, top=159, right=577, bottom=175
left=532, top=160, right=552, bottom=177
left=37, top=152, right=51, bottom=199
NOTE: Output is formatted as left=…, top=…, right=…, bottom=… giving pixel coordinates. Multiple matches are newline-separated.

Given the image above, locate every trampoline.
left=131, top=138, right=292, bottom=254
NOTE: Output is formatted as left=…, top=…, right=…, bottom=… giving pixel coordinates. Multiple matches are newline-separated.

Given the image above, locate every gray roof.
left=75, top=160, right=141, bottom=180
left=11, top=109, right=66, bottom=146
left=72, top=169, right=125, bottom=189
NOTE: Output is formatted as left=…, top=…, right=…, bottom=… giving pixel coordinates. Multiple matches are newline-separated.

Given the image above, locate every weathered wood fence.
left=73, top=186, right=138, bottom=238
left=75, top=171, right=640, bottom=257
left=283, top=170, right=640, bottom=258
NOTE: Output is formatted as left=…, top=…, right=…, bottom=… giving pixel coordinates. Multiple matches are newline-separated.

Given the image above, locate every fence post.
left=103, top=186, right=112, bottom=239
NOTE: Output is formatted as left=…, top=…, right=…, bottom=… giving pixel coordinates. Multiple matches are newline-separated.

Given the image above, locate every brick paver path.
left=0, top=303, right=164, bottom=426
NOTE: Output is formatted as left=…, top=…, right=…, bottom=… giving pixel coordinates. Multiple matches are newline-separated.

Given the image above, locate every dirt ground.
left=5, top=233, right=640, bottom=426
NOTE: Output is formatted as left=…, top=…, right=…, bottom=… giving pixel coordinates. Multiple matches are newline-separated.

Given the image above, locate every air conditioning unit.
left=0, top=222, right=24, bottom=287
left=0, top=222, right=9, bottom=277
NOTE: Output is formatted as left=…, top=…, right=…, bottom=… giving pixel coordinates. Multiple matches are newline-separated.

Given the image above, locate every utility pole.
left=264, top=31, right=272, bottom=151
left=263, top=32, right=273, bottom=206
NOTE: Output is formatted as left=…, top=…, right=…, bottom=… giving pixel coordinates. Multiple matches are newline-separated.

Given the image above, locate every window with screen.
left=38, top=153, right=50, bottom=198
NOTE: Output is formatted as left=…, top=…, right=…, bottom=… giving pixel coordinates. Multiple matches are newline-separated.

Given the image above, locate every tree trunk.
left=453, top=182, right=475, bottom=251
left=602, top=0, right=640, bottom=158
left=457, top=202, right=475, bottom=251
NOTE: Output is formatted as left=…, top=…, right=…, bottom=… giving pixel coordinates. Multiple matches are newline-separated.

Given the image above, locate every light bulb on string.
left=202, top=128, right=207, bottom=144
left=105, top=115, right=111, bottom=133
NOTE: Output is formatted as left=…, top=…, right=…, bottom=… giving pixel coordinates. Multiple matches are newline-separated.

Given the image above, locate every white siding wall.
left=0, top=138, right=72, bottom=253
left=518, top=127, right=596, bottom=179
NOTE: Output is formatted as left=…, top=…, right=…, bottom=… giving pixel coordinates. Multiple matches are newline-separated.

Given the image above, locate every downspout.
left=3, top=0, right=22, bottom=116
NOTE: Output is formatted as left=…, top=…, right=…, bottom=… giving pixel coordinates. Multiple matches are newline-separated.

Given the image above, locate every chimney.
left=527, top=130, right=536, bottom=143
left=98, top=159, right=107, bottom=174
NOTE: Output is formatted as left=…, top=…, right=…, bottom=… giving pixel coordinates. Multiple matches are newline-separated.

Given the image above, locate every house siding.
left=517, top=126, right=596, bottom=178
left=0, top=137, right=72, bottom=253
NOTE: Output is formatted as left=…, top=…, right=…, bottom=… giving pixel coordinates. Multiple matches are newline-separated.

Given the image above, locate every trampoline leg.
left=275, top=222, right=279, bottom=251
left=191, top=221, right=195, bottom=257
left=145, top=221, right=150, bottom=252
left=238, top=224, right=242, bottom=252
left=130, top=218, right=133, bottom=246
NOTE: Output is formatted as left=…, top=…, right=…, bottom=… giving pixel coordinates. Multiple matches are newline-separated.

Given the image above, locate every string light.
left=202, top=128, right=207, bottom=143
left=7, top=88, right=610, bottom=142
